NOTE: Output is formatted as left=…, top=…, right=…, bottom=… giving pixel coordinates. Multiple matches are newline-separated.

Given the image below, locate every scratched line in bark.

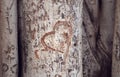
left=115, top=32, right=120, bottom=61
left=4, top=45, right=15, bottom=63
left=10, top=64, right=17, bottom=74
left=6, top=0, right=15, bottom=34
left=6, top=11, right=12, bottom=34
left=41, top=21, right=72, bottom=62
left=2, top=63, right=9, bottom=72
left=2, top=63, right=17, bottom=73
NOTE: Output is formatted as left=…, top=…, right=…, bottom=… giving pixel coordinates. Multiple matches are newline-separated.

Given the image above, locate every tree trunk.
left=0, top=0, right=18, bottom=77
left=83, top=0, right=100, bottom=77
left=18, top=0, right=83, bottom=77
left=112, top=0, right=120, bottom=77
left=99, top=0, right=114, bottom=77
left=83, top=0, right=115, bottom=77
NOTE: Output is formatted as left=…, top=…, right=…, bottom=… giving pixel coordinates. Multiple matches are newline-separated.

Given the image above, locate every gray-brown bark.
left=0, top=0, right=18, bottom=77
left=18, top=0, right=83, bottom=77
left=112, top=0, right=120, bottom=77
left=83, top=0, right=115, bottom=77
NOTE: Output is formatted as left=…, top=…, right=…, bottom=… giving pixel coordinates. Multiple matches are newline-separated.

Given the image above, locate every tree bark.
left=112, top=0, right=120, bottom=77
left=18, top=0, right=83, bottom=77
left=0, top=0, right=18, bottom=77
left=83, top=0, right=115, bottom=77
left=83, top=0, right=100, bottom=77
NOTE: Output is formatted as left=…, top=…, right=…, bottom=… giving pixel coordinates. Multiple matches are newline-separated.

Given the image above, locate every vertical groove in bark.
left=19, top=0, right=83, bottom=77
left=83, top=0, right=115, bottom=77
left=0, top=0, right=18, bottom=77
left=112, top=0, right=120, bottom=77
left=17, top=0, right=23, bottom=77
left=99, top=0, right=115, bottom=77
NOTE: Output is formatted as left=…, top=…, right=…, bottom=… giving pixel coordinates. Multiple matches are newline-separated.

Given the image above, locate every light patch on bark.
left=19, top=0, right=83, bottom=77
left=0, top=0, right=18, bottom=77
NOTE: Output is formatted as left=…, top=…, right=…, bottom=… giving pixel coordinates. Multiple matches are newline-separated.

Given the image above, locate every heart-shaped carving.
left=41, top=21, right=72, bottom=61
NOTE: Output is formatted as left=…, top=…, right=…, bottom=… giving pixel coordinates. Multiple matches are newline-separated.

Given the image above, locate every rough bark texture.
left=0, top=0, right=18, bottom=77
left=112, top=0, right=120, bottom=77
left=18, top=0, right=83, bottom=77
left=83, top=0, right=115, bottom=77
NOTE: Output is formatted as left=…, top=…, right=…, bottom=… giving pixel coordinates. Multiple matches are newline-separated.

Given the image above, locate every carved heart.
left=41, top=21, right=72, bottom=60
